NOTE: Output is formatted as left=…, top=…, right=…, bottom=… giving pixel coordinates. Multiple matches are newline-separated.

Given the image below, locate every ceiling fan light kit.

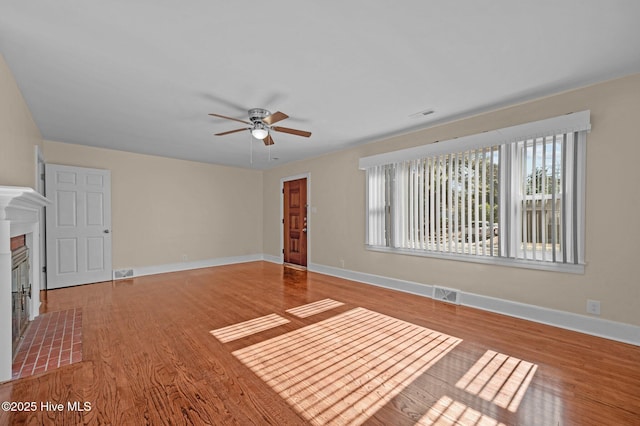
left=210, top=108, right=311, bottom=146
left=251, top=123, right=269, bottom=140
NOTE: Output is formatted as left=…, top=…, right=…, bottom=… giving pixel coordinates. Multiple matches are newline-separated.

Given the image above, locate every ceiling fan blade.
left=201, top=93, right=248, bottom=113
left=262, top=111, right=288, bottom=125
left=209, top=113, right=251, bottom=125
left=263, top=134, right=275, bottom=146
left=215, top=128, right=249, bottom=136
left=272, top=126, right=312, bottom=137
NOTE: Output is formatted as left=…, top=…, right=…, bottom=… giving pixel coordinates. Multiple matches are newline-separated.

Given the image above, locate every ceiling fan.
left=209, top=108, right=311, bottom=146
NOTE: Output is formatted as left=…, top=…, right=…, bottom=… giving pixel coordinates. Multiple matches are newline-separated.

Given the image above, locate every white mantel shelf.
left=0, top=186, right=49, bottom=220
left=0, top=186, right=49, bottom=383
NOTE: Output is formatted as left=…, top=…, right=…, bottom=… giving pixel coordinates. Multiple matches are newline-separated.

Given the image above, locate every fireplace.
left=12, top=241, right=30, bottom=353
left=0, top=186, right=49, bottom=382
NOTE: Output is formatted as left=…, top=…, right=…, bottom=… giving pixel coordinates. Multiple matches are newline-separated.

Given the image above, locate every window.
left=359, top=111, right=589, bottom=272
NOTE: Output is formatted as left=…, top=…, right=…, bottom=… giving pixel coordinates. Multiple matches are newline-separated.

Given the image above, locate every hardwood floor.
left=1, top=261, right=639, bottom=425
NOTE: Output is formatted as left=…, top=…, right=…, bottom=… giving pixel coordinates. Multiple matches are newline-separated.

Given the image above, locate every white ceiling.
left=2, top=1, right=640, bottom=169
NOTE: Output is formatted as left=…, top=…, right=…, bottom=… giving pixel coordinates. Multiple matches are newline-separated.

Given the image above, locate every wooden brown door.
left=283, top=178, right=307, bottom=267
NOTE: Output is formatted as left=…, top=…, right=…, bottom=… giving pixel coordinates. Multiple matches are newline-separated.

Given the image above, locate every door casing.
left=35, top=146, right=46, bottom=291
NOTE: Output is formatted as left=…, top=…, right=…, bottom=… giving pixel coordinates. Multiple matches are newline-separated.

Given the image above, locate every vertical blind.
left=363, top=112, right=589, bottom=267
left=366, top=146, right=501, bottom=256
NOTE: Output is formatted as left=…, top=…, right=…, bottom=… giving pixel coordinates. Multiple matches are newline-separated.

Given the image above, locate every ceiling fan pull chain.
left=249, top=132, right=253, bottom=164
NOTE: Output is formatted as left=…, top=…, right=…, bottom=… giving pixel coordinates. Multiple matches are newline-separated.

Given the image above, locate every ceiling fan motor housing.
left=248, top=108, right=271, bottom=123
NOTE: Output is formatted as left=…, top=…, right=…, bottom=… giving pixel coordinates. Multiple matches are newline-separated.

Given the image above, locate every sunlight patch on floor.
left=233, top=307, right=462, bottom=425
left=285, top=298, right=345, bottom=318
left=416, top=396, right=506, bottom=426
left=455, top=350, right=537, bottom=412
left=210, top=314, right=289, bottom=343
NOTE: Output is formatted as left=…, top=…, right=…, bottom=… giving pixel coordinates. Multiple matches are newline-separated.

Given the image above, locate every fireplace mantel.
left=0, top=186, right=49, bottom=382
left=0, top=186, right=48, bottom=221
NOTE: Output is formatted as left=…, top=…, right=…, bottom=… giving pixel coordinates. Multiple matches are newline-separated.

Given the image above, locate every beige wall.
left=0, top=54, right=41, bottom=187
left=43, top=140, right=263, bottom=269
left=6, top=48, right=639, bottom=327
left=263, top=74, right=640, bottom=327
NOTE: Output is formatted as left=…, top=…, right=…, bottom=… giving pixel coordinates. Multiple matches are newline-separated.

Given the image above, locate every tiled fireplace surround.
left=0, top=186, right=48, bottom=382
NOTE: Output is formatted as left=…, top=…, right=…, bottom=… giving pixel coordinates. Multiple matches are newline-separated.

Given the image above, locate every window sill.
left=365, top=245, right=585, bottom=274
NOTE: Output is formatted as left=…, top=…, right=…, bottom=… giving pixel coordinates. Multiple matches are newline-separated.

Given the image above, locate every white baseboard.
left=309, top=263, right=434, bottom=298
left=121, top=254, right=265, bottom=278
left=308, top=262, right=640, bottom=347
left=262, top=254, right=283, bottom=264
left=460, top=293, right=640, bottom=346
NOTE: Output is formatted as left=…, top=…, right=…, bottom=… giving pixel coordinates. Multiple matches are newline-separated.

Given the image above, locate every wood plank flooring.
left=1, top=261, right=639, bottom=425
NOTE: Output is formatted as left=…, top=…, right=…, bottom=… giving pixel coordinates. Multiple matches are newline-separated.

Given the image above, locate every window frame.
left=360, top=112, right=589, bottom=274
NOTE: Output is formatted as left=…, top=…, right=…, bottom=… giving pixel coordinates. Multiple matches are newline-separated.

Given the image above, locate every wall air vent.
left=433, top=286, right=460, bottom=305
left=113, top=269, right=134, bottom=280
left=409, top=109, right=435, bottom=119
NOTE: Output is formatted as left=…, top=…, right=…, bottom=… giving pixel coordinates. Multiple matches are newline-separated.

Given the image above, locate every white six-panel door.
left=45, top=164, right=112, bottom=289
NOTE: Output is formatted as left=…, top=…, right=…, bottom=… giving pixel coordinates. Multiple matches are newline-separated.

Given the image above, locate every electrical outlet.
left=339, top=259, right=345, bottom=268
left=586, top=299, right=601, bottom=315
left=182, top=254, right=188, bottom=262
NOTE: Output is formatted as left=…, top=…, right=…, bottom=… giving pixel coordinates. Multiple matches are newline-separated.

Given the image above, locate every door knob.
left=104, top=229, right=110, bottom=234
